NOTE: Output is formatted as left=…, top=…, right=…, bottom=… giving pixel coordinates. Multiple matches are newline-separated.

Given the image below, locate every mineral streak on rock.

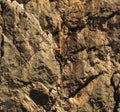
left=0, top=0, right=120, bottom=111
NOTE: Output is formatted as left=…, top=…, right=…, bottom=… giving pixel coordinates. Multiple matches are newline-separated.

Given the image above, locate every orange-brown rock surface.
left=0, top=0, right=120, bottom=112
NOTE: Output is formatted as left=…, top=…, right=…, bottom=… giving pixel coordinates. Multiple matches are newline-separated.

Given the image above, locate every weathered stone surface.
left=0, top=0, right=120, bottom=111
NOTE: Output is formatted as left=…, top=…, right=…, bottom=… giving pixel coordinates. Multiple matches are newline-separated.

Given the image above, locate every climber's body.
left=55, top=46, right=62, bottom=54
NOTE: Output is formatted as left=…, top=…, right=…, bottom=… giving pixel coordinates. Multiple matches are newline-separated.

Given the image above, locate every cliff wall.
left=0, top=0, right=120, bottom=112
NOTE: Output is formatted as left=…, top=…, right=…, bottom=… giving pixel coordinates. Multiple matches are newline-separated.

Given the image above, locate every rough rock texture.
left=0, top=0, right=120, bottom=112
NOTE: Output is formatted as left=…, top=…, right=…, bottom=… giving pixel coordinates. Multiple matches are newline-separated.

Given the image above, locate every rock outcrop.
left=0, top=0, right=120, bottom=112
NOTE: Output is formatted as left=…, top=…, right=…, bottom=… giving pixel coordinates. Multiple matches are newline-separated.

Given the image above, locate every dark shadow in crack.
left=29, top=89, right=49, bottom=106
left=65, top=72, right=103, bottom=99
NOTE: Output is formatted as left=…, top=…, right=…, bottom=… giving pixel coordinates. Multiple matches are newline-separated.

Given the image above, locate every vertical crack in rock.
left=111, top=73, right=120, bottom=112
left=0, top=34, right=4, bottom=58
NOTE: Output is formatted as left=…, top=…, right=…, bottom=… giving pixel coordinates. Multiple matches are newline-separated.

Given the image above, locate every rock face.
left=0, top=0, right=120, bottom=111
